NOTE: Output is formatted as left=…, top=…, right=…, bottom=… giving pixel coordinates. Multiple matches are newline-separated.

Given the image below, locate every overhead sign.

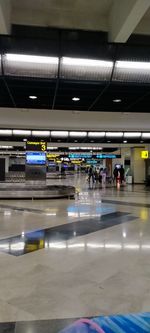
left=86, top=160, right=97, bottom=165
left=96, top=154, right=121, bottom=159
left=47, top=153, right=60, bottom=159
left=141, top=151, right=149, bottom=159
left=26, top=141, right=47, bottom=152
left=69, top=153, right=92, bottom=159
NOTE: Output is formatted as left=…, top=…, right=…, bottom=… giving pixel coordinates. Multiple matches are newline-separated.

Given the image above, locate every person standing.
left=120, top=165, right=125, bottom=184
left=113, top=167, right=118, bottom=185
left=88, top=166, right=94, bottom=184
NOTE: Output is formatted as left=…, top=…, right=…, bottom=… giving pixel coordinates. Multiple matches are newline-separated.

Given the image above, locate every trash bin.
left=126, top=175, right=132, bottom=184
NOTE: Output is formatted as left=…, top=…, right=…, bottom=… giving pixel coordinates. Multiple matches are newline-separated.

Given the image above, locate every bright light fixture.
left=142, top=133, right=150, bottom=138
left=123, top=140, right=127, bottom=143
left=13, top=129, right=31, bottom=136
left=72, top=97, right=80, bottom=101
left=62, top=57, right=113, bottom=68
left=113, top=99, right=121, bottom=103
left=6, top=53, right=59, bottom=65
left=124, top=132, right=141, bottom=138
left=88, top=132, right=105, bottom=138
left=51, top=131, right=68, bottom=138
left=0, top=145, right=13, bottom=149
left=70, top=131, right=87, bottom=137
left=0, top=129, right=12, bottom=135
left=116, top=61, right=150, bottom=69
left=32, top=130, right=50, bottom=137
left=47, top=147, right=58, bottom=150
left=29, top=96, right=37, bottom=100
left=106, top=132, right=123, bottom=137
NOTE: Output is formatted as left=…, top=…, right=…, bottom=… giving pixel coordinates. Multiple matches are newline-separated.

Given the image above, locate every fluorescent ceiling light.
left=88, top=132, right=105, bottom=138
left=13, top=129, right=31, bottom=136
left=51, top=131, right=68, bottom=138
left=72, top=97, right=80, bottom=101
left=124, top=132, right=141, bottom=138
left=29, top=95, right=37, bottom=100
left=62, top=57, right=113, bottom=68
left=142, top=133, right=150, bottom=138
left=113, top=99, right=121, bottom=103
left=6, top=54, right=59, bottom=65
left=0, top=146, right=12, bottom=149
left=70, top=131, right=87, bottom=137
left=116, top=61, right=150, bottom=69
left=106, top=132, right=123, bottom=137
left=0, top=129, right=12, bottom=135
left=69, top=147, right=80, bottom=150
left=32, top=130, right=50, bottom=137
left=123, top=140, right=127, bottom=143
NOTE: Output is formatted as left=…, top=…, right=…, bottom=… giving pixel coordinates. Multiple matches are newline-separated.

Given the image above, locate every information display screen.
left=26, top=152, right=46, bottom=165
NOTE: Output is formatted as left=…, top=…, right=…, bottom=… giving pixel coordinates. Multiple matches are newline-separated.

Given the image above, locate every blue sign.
left=96, top=154, right=121, bottom=159
left=69, top=153, right=92, bottom=159
left=86, top=160, right=97, bottom=164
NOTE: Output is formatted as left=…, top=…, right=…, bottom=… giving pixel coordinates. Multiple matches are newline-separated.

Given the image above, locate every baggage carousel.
left=0, top=184, right=76, bottom=200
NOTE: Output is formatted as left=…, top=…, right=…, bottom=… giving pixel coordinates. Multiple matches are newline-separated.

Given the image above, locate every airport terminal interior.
left=1, top=1, right=150, bottom=332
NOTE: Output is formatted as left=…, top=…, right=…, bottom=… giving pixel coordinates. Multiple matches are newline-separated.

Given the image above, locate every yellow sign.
left=141, top=151, right=149, bottom=159
left=47, top=153, right=60, bottom=159
left=27, top=141, right=47, bottom=151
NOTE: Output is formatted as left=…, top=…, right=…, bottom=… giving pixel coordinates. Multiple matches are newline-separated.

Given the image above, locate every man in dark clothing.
left=120, top=165, right=125, bottom=184
left=113, top=167, right=118, bottom=184
left=88, top=166, right=94, bottom=184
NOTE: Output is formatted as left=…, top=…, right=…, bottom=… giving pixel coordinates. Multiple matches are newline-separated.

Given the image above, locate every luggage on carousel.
left=59, top=312, right=150, bottom=333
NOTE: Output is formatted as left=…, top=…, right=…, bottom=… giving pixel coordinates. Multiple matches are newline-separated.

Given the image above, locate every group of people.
left=87, top=165, right=125, bottom=186
left=87, top=166, right=107, bottom=185
left=113, top=165, right=125, bottom=184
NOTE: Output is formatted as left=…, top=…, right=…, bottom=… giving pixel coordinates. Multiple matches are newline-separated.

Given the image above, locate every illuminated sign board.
left=69, top=153, right=92, bottom=158
left=47, top=153, right=60, bottom=159
left=141, top=151, right=149, bottom=159
left=26, top=141, right=47, bottom=152
left=86, top=160, right=97, bottom=164
left=96, top=154, right=121, bottom=159
left=26, top=152, right=46, bottom=165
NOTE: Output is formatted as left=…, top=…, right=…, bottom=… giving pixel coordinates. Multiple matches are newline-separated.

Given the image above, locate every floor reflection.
left=0, top=211, right=134, bottom=256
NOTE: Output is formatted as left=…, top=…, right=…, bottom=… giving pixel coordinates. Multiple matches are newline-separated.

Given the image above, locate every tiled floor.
left=0, top=174, right=150, bottom=332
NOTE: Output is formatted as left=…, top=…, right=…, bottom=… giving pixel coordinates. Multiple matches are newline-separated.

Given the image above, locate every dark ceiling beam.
left=124, top=89, right=150, bottom=111
left=88, top=61, right=116, bottom=111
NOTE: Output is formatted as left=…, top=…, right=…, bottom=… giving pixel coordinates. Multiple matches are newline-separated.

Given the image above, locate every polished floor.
left=0, top=174, right=150, bottom=331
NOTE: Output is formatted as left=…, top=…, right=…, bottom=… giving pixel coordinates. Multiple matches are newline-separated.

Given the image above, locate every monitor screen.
left=26, top=152, right=46, bottom=165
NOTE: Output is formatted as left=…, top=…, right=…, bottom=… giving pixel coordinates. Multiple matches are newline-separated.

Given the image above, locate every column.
left=131, top=148, right=146, bottom=184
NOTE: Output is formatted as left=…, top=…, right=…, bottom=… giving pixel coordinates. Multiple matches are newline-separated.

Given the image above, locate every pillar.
left=131, top=148, right=145, bottom=184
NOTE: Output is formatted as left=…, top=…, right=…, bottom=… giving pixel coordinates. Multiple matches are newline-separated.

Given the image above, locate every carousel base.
left=0, top=183, right=75, bottom=200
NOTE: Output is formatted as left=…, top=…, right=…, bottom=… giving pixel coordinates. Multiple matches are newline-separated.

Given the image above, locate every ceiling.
left=12, top=0, right=112, bottom=14
left=0, top=108, right=149, bottom=131
left=0, top=1, right=150, bottom=131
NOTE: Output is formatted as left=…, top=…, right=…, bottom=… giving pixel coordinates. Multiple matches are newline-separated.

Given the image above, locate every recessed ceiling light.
left=72, top=97, right=80, bottom=102
left=107, top=141, right=111, bottom=143
left=29, top=96, right=37, bottom=100
left=113, top=99, right=121, bottom=103
left=140, top=140, right=144, bottom=143
left=123, top=140, right=127, bottom=143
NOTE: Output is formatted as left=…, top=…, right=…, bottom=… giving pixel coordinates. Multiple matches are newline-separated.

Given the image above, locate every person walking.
left=120, top=165, right=125, bottom=184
